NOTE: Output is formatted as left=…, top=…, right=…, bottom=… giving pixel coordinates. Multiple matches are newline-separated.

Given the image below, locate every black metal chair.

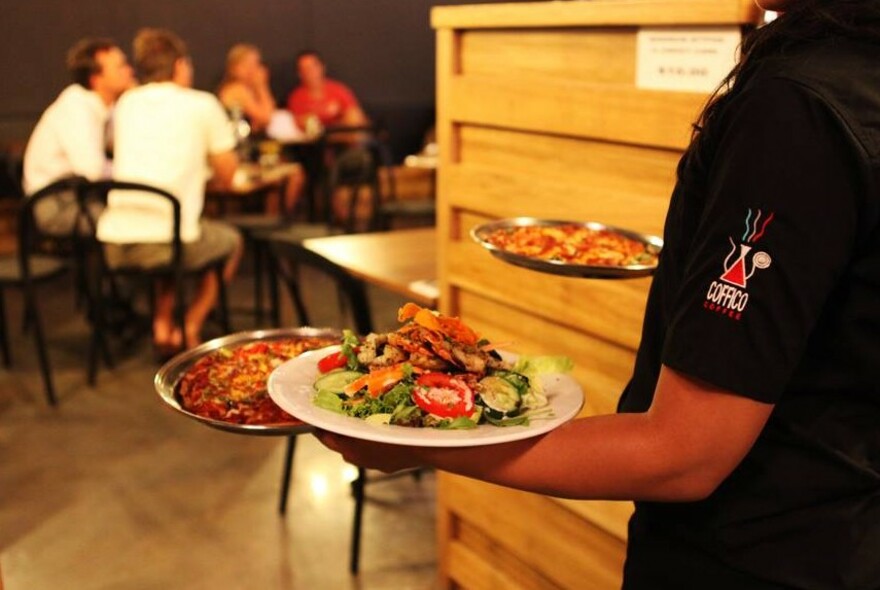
left=222, top=176, right=298, bottom=325
left=319, top=124, right=396, bottom=234
left=269, top=238, right=372, bottom=573
left=269, top=239, right=426, bottom=574
left=0, top=177, right=88, bottom=404
left=375, top=160, right=436, bottom=231
left=87, top=180, right=232, bottom=366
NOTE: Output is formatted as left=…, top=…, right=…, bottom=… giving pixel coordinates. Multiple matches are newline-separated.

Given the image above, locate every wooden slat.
left=454, top=288, right=636, bottom=416
left=557, top=499, right=635, bottom=543
left=459, top=125, right=680, bottom=202
left=461, top=28, right=638, bottom=85
left=432, top=0, right=762, bottom=29
left=451, top=523, right=562, bottom=590
left=437, top=467, right=456, bottom=590
left=440, top=473, right=627, bottom=590
left=437, top=26, right=459, bottom=311
left=449, top=76, right=706, bottom=150
left=448, top=163, right=670, bottom=236
left=455, top=124, right=678, bottom=232
left=448, top=238, right=651, bottom=352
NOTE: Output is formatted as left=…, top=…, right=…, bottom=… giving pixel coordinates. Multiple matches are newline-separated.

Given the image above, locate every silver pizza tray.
left=470, top=217, right=663, bottom=279
left=154, top=327, right=341, bottom=436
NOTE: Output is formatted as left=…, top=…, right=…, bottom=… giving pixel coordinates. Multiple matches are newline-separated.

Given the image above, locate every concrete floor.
left=0, top=262, right=438, bottom=590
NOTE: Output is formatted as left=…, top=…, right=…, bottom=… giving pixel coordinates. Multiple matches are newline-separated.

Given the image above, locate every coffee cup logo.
left=704, top=208, right=774, bottom=321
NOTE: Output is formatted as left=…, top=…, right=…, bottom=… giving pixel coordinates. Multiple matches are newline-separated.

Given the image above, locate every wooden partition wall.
left=432, top=1, right=762, bottom=588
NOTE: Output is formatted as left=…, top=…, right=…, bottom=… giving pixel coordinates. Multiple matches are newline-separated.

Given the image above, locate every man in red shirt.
left=286, top=50, right=367, bottom=130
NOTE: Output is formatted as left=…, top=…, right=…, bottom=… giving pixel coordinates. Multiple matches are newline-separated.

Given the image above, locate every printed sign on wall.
left=636, top=27, right=742, bottom=93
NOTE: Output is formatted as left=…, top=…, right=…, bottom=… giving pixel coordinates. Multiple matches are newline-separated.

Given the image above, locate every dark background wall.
left=0, top=0, right=518, bottom=160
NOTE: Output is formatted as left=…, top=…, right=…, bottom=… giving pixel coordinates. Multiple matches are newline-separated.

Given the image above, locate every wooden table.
left=301, top=228, right=438, bottom=307
left=210, top=162, right=300, bottom=195
left=207, top=162, right=300, bottom=216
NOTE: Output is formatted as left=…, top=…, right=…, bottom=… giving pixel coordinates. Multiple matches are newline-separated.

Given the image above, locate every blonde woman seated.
left=218, top=43, right=304, bottom=216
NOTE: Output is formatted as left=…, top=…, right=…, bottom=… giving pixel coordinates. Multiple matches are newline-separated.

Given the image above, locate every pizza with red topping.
left=178, top=337, right=337, bottom=425
left=485, top=225, right=657, bottom=267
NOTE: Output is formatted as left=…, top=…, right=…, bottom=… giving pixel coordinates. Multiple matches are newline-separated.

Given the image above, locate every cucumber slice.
left=314, top=370, right=364, bottom=394
left=477, top=375, right=523, bottom=419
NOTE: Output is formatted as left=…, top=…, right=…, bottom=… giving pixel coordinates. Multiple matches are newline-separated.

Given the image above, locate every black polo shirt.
left=618, top=38, right=880, bottom=590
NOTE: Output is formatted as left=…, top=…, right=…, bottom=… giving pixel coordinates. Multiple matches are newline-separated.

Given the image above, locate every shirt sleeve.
left=204, top=95, right=236, bottom=155
left=286, top=88, right=304, bottom=116
left=661, top=78, right=863, bottom=403
left=334, top=82, right=360, bottom=112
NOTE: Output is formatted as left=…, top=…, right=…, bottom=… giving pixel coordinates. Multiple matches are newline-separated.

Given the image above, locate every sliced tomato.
left=413, top=373, right=475, bottom=419
left=317, top=351, right=348, bottom=373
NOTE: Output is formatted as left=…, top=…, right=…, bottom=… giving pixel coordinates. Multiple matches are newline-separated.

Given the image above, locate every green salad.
left=311, top=304, right=573, bottom=430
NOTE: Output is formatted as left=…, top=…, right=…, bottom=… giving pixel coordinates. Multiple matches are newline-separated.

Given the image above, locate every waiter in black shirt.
left=316, top=1, right=880, bottom=587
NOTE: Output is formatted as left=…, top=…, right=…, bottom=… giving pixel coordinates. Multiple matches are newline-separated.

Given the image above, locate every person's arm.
left=318, top=79, right=863, bottom=502
left=208, top=150, right=238, bottom=189
left=318, top=365, right=773, bottom=501
left=248, top=65, right=276, bottom=130
left=205, top=95, right=240, bottom=189
left=220, top=77, right=275, bottom=132
left=333, top=84, right=369, bottom=144
left=286, top=89, right=311, bottom=131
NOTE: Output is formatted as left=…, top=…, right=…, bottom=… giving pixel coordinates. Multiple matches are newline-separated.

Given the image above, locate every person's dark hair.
left=66, top=38, right=117, bottom=89
left=295, top=49, right=323, bottom=65
left=688, top=0, right=880, bottom=170
left=133, top=28, right=188, bottom=83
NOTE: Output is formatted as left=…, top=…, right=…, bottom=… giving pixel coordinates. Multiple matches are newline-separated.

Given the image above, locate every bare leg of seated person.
left=282, top=167, right=306, bottom=218
left=263, top=167, right=305, bottom=218
left=183, top=271, right=219, bottom=347
left=184, top=234, right=243, bottom=345
left=153, top=279, right=182, bottom=350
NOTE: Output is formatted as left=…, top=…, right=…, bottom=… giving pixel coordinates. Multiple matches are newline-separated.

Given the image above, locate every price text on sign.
left=635, top=27, right=742, bottom=94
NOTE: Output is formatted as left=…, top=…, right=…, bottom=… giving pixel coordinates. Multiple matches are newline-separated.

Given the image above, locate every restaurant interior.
left=0, top=1, right=789, bottom=589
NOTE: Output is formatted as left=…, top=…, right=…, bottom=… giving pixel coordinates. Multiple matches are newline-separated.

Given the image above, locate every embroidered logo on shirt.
left=703, top=208, right=774, bottom=321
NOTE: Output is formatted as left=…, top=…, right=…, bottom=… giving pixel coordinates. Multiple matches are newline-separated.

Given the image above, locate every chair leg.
left=348, top=280, right=374, bottom=335
left=368, top=178, right=383, bottom=232
left=350, top=466, right=366, bottom=575
left=87, top=293, right=101, bottom=387
left=278, top=435, right=298, bottom=515
left=148, top=281, right=158, bottom=354
left=175, top=279, right=187, bottom=351
left=216, top=265, right=231, bottom=335
left=268, top=249, right=281, bottom=328
left=0, top=289, right=10, bottom=368
left=279, top=259, right=311, bottom=326
left=87, top=264, right=113, bottom=385
left=253, top=239, right=264, bottom=325
left=26, top=300, right=57, bottom=406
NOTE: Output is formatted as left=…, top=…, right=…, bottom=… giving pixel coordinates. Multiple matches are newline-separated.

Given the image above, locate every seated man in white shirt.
left=23, top=38, right=133, bottom=234
left=97, top=28, right=242, bottom=352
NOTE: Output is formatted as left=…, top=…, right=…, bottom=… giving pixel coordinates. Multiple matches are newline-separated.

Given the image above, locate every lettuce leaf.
left=510, top=355, right=573, bottom=411
left=435, top=417, right=478, bottom=430
left=511, top=355, right=574, bottom=377
left=341, top=329, right=361, bottom=370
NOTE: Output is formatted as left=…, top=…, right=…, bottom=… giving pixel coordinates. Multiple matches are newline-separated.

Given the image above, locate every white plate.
left=268, top=345, right=585, bottom=448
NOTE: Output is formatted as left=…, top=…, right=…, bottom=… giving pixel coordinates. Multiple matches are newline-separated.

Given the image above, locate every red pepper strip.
left=317, top=351, right=348, bottom=373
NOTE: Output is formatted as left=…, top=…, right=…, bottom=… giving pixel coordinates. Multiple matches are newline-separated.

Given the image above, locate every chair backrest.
left=1, top=148, right=24, bottom=200
left=270, top=239, right=374, bottom=335
left=320, top=124, right=397, bottom=232
left=18, top=176, right=91, bottom=283
left=84, top=179, right=182, bottom=272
